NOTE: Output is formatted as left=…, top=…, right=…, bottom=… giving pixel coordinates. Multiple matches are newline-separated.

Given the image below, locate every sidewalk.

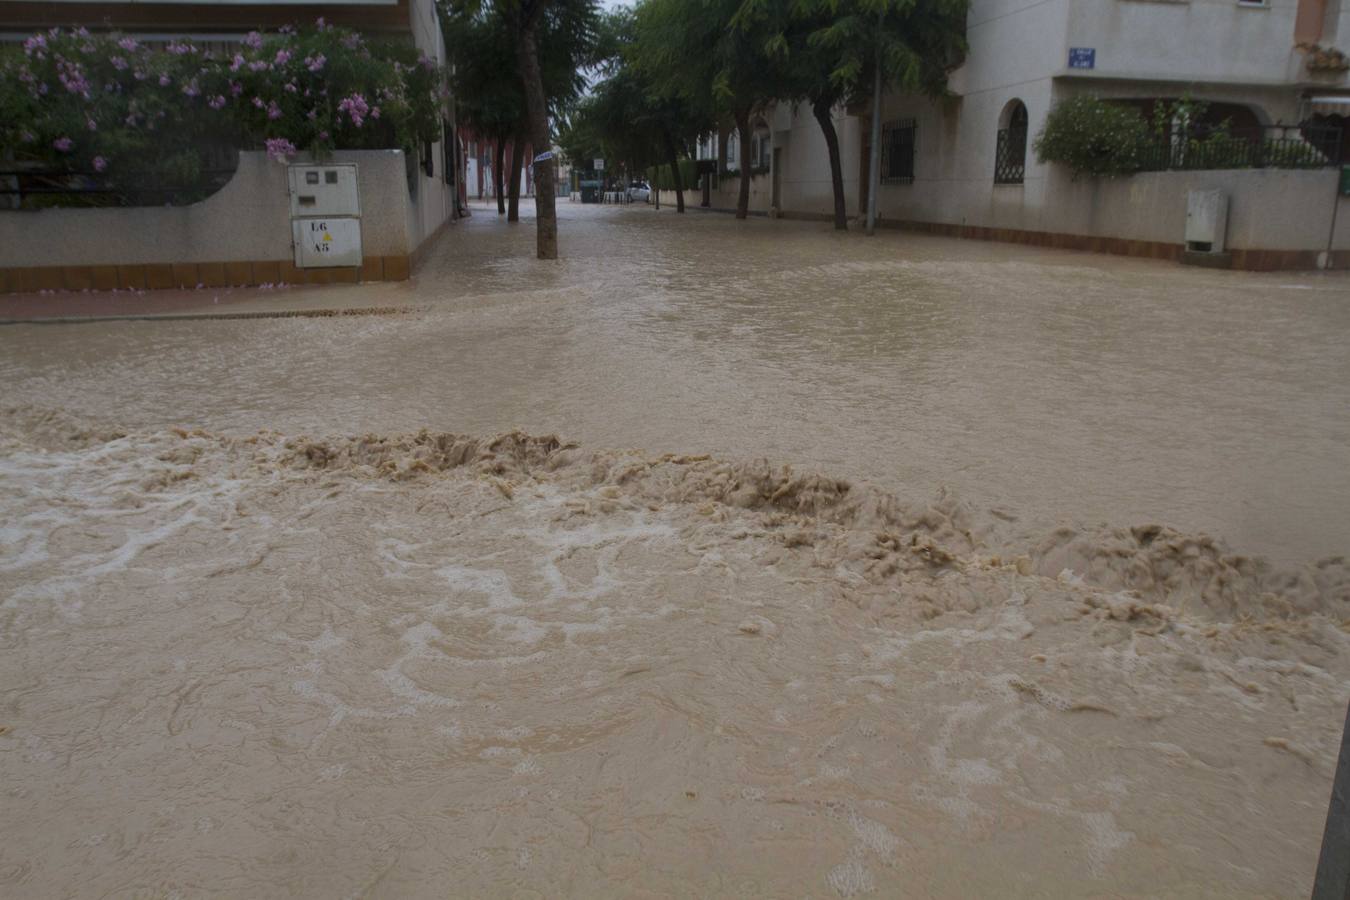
left=0, top=278, right=423, bottom=324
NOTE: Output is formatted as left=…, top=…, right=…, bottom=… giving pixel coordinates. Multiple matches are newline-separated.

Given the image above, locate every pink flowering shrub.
left=0, top=22, right=447, bottom=205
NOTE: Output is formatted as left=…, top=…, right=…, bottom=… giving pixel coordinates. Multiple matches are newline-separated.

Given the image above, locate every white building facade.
left=690, top=0, right=1350, bottom=268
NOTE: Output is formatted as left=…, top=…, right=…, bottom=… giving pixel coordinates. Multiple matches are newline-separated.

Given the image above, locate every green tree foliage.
left=632, top=0, right=780, bottom=218
left=732, top=0, right=968, bottom=229
left=563, top=10, right=710, bottom=211
left=625, top=0, right=966, bottom=225
left=1033, top=96, right=1151, bottom=177
left=440, top=0, right=602, bottom=254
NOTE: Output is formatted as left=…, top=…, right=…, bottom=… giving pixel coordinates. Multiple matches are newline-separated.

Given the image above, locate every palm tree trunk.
left=514, top=3, right=558, bottom=259
left=813, top=98, right=847, bottom=231
left=664, top=132, right=685, bottom=214
left=507, top=130, right=524, bottom=222
left=494, top=138, right=506, bottom=215
left=735, top=107, right=752, bottom=220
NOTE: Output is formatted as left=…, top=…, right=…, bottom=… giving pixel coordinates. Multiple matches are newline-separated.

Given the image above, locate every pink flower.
left=252, top=96, right=264, bottom=108
left=53, top=136, right=73, bottom=152
left=229, top=81, right=242, bottom=96
left=337, top=93, right=369, bottom=128
left=264, top=137, right=296, bottom=162
left=229, top=53, right=244, bottom=72
left=284, top=81, right=298, bottom=93
left=117, top=37, right=138, bottom=51
left=158, top=74, right=171, bottom=86
left=305, top=54, right=326, bottom=73
left=243, top=31, right=263, bottom=50
left=274, top=49, right=292, bottom=66
left=86, top=118, right=97, bottom=131
left=208, top=95, right=226, bottom=109
left=92, top=156, right=107, bottom=172
left=111, top=56, right=128, bottom=70
left=267, top=101, right=282, bottom=120
left=371, top=106, right=381, bottom=120
left=248, top=60, right=268, bottom=72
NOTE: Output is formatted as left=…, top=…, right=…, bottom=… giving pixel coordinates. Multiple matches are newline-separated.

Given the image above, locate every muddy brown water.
left=2, top=202, right=1350, bottom=897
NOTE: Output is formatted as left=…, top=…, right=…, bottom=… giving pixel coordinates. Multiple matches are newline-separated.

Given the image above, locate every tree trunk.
left=514, top=4, right=558, bottom=259
left=664, top=132, right=685, bottom=213
left=494, top=138, right=506, bottom=215
left=507, top=130, right=524, bottom=222
left=734, top=107, right=752, bottom=220
left=813, top=99, right=847, bottom=231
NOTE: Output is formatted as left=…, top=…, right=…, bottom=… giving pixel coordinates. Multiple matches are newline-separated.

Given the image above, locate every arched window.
left=995, top=100, right=1028, bottom=184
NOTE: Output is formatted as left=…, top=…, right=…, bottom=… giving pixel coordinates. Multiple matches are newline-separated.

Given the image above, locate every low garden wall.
left=0, top=149, right=428, bottom=293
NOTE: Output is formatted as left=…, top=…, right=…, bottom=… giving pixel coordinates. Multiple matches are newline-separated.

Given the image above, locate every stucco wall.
left=1066, top=0, right=1307, bottom=87
left=1051, top=167, right=1349, bottom=251
left=0, top=150, right=424, bottom=270
left=408, top=0, right=455, bottom=248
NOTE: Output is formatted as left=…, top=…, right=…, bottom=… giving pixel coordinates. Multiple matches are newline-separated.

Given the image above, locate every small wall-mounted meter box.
left=288, top=163, right=362, bottom=268
left=287, top=164, right=361, bottom=217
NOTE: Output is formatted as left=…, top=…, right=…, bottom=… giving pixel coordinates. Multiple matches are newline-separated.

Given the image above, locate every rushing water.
left=2, top=202, right=1349, bottom=898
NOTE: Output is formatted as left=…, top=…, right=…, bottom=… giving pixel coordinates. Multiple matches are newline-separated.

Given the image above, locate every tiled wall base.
left=775, top=210, right=1350, bottom=272
left=0, top=255, right=412, bottom=294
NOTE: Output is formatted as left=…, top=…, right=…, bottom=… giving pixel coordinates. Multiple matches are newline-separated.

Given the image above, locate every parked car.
left=626, top=181, right=651, bottom=203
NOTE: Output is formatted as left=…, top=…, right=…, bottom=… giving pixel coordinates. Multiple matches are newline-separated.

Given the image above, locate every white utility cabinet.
left=1184, top=189, right=1228, bottom=254
left=287, top=163, right=362, bottom=268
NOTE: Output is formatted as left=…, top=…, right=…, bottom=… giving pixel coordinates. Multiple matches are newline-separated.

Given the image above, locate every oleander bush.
left=0, top=21, right=446, bottom=203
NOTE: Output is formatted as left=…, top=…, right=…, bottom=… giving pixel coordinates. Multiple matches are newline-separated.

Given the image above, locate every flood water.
left=2, top=202, right=1350, bottom=897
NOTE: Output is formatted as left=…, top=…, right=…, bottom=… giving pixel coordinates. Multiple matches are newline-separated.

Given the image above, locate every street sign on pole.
left=594, top=158, right=604, bottom=172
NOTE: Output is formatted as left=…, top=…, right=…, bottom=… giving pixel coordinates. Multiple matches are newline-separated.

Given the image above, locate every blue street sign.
left=1068, top=47, right=1096, bottom=69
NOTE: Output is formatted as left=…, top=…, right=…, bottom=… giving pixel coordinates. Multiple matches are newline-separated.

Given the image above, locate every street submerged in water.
left=2, top=202, right=1349, bottom=897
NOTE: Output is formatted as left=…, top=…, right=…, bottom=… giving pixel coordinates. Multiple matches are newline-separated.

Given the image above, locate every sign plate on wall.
left=292, top=218, right=362, bottom=268
left=1068, top=47, right=1096, bottom=69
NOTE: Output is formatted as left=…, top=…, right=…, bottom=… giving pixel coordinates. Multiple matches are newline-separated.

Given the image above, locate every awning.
left=1308, top=95, right=1350, bottom=116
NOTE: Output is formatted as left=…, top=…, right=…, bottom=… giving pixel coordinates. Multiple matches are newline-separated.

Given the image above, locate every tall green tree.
left=442, top=6, right=520, bottom=215
left=632, top=0, right=777, bottom=220
left=736, top=0, right=968, bottom=230
left=571, top=10, right=710, bottom=213
left=441, top=0, right=601, bottom=253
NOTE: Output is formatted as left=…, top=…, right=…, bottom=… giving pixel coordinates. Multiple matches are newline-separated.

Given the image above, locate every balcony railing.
left=1137, top=123, right=1343, bottom=172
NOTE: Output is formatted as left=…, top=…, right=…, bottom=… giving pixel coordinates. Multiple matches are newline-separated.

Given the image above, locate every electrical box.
left=288, top=163, right=362, bottom=269
left=287, top=164, right=360, bottom=217
left=292, top=217, right=363, bottom=268
left=1185, top=189, right=1228, bottom=254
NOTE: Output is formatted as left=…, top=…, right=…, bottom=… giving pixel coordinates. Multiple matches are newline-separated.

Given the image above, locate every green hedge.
left=646, top=157, right=699, bottom=191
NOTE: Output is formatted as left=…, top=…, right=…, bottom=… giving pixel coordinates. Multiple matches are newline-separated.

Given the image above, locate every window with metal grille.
left=995, top=103, right=1028, bottom=184
left=881, top=119, right=916, bottom=184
